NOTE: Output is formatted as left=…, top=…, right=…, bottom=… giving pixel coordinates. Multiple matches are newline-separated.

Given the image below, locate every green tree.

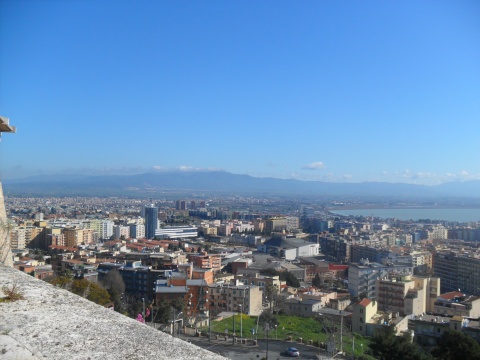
left=100, top=270, right=125, bottom=313
left=260, top=268, right=278, bottom=277
left=70, top=279, right=111, bottom=306
left=260, top=269, right=300, bottom=288
left=223, top=262, right=233, bottom=273
left=47, top=271, right=74, bottom=289
left=369, top=325, right=428, bottom=360
left=280, top=271, right=300, bottom=288
left=101, top=270, right=125, bottom=294
left=312, top=273, right=322, bottom=288
left=431, top=329, right=480, bottom=360
left=153, top=299, right=173, bottom=324
left=263, top=283, right=285, bottom=314
left=259, top=310, right=278, bottom=327
left=126, top=299, right=144, bottom=319
left=171, top=297, right=184, bottom=312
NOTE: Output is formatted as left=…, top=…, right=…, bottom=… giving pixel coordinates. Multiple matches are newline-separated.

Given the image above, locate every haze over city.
left=4, top=3, right=480, bottom=359
left=1, top=1, right=479, bottom=185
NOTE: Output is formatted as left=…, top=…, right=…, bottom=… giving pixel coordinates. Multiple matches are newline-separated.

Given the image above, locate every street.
left=183, top=335, right=335, bottom=360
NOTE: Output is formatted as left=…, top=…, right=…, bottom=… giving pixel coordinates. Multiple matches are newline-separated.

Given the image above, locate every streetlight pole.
left=172, top=307, right=176, bottom=336
left=265, top=323, right=270, bottom=360
left=142, top=298, right=145, bottom=322
left=208, top=310, right=211, bottom=342
left=151, top=303, right=154, bottom=328
left=320, top=314, right=337, bottom=358
left=352, top=333, right=355, bottom=359
left=177, top=311, right=183, bottom=338
left=239, top=304, right=242, bottom=344
left=275, top=324, right=277, bottom=339
left=339, top=310, right=343, bottom=355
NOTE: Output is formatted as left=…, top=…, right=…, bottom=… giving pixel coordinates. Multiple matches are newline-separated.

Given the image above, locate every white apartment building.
left=85, top=219, right=114, bottom=240
left=9, top=226, right=26, bottom=250
left=155, top=225, right=198, bottom=239
left=113, top=225, right=130, bottom=240
left=428, top=226, right=448, bottom=240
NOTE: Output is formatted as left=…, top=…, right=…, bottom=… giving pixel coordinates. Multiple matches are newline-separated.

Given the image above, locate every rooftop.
left=439, top=291, right=465, bottom=300
left=358, top=298, right=372, bottom=307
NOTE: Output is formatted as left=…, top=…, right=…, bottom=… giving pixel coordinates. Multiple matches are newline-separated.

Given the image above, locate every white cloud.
left=177, top=165, right=195, bottom=171
left=63, top=166, right=146, bottom=176
left=413, top=172, right=436, bottom=179
left=378, top=169, right=480, bottom=185
left=152, top=165, right=223, bottom=172
left=402, top=169, right=412, bottom=177
left=302, top=161, right=326, bottom=170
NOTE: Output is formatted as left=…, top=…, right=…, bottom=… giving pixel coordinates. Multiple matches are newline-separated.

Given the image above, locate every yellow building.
left=376, top=275, right=440, bottom=316
left=63, top=228, right=84, bottom=247
left=352, top=298, right=378, bottom=336
left=24, top=226, right=43, bottom=248
left=411, top=251, right=433, bottom=273
left=207, top=283, right=263, bottom=316
left=44, top=228, right=64, bottom=247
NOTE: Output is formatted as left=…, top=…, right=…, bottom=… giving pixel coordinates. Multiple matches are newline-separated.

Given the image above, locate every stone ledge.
left=0, top=265, right=225, bottom=360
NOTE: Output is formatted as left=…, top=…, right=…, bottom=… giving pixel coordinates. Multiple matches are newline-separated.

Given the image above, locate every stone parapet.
left=0, top=265, right=225, bottom=360
left=0, top=182, right=13, bottom=267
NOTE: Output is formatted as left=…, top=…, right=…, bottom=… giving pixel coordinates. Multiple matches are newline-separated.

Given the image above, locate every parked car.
left=286, top=347, right=300, bottom=357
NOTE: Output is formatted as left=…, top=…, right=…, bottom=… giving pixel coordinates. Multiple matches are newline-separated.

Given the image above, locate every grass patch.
left=205, top=314, right=370, bottom=358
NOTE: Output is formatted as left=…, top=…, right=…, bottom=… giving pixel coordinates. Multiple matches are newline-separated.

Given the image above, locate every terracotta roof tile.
left=439, top=291, right=464, bottom=300
left=359, top=298, right=372, bottom=307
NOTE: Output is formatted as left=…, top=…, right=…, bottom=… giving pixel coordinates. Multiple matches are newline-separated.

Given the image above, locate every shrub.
left=0, top=283, right=24, bottom=302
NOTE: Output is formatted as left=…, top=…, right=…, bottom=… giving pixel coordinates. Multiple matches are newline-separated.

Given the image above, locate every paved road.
left=182, top=335, right=337, bottom=360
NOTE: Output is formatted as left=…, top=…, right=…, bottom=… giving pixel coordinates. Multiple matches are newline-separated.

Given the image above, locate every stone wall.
left=0, top=265, right=225, bottom=360
left=0, top=182, right=13, bottom=267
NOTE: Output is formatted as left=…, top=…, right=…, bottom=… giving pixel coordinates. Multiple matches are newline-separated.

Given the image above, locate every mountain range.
left=2, top=171, right=480, bottom=199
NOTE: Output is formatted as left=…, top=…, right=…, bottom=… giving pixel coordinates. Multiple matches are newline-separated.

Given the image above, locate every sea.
left=330, top=208, right=480, bottom=223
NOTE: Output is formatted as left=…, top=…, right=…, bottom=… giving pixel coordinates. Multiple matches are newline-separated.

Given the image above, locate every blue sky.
left=1, top=1, right=479, bottom=185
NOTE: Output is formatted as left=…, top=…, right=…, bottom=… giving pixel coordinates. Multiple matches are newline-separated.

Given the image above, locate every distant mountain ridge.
left=3, top=171, right=480, bottom=198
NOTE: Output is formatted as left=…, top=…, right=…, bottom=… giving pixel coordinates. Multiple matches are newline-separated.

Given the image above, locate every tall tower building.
left=175, top=200, right=187, bottom=211
left=144, top=205, right=158, bottom=239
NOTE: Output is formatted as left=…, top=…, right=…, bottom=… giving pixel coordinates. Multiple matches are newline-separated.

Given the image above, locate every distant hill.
left=2, top=170, right=479, bottom=198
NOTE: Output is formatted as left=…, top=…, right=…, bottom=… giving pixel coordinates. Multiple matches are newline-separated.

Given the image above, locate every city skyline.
left=1, top=1, right=479, bottom=185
